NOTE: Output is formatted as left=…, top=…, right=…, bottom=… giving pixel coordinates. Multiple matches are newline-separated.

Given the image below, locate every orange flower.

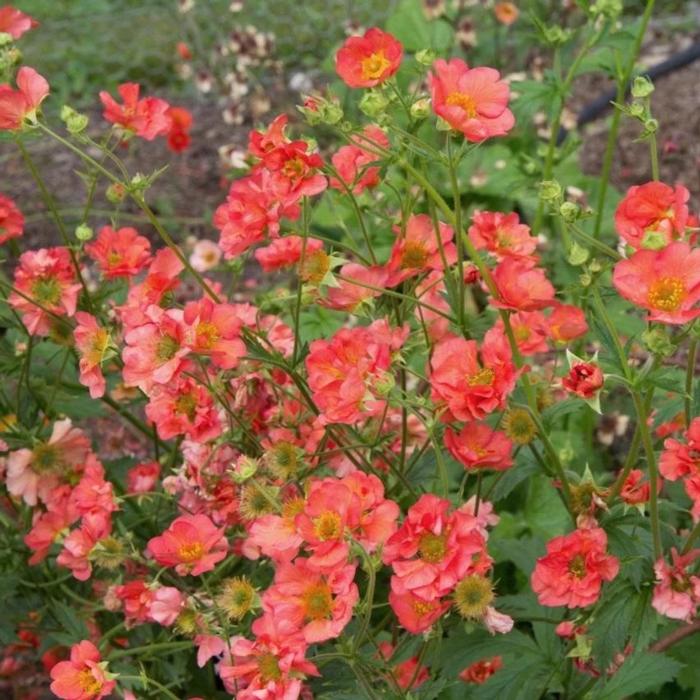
left=494, top=2, right=519, bottom=26
left=335, top=28, right=403, bottom=88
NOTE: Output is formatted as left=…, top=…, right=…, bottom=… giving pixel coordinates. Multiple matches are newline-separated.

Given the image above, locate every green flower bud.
left=643, top=117, right=659, bottom=134
left=539, top=180, right=562, bottom=202
left=590, top=0, right=622, bottom=18
left=409, top=97, right=431, bottom=120
left=559, top=201, right=580, bottom=223
left=105, top=183, right=126, bottom=203
left=642, top=327, right=676, bottom=358
left=567, top=241, right=589, bottom=266
left=543, top=26, right=571, bottom=46
left=130, top=173, right=148, bottom=193
left=415, top=48, right=436, bottom=66
left=628, top=101, right=645, bottom=119
left=0, top=32, right=12, bottom=47
left=75, top=224, right=93, bottom=241
left=631, top=76, right=654, bottom=99
left=359, top=90, right=389, bottom=119
left=61, top=105, right=89, bottom=134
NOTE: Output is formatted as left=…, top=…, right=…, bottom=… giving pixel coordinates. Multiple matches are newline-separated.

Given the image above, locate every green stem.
left=685, top=338, right=697, bottom=427
left=353, top=546, right=377, bottom=653
left=108, top=640, right=192, bottom=660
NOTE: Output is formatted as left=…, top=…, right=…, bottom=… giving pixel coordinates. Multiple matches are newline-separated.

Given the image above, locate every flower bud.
left=640, top=229, right=667, bottom=250
left=410, top=97, right=431, bottom=120
left=539, top=180, right=562, bottom=202
left=415, top=48, right=436, bottom=66
left=60, top=105, right=88, bottom=134
left=106, top=182, right=126, bottom=203
left=567, top=241, right=589, bottom=266
left=75, top=224, right=93, bottom=241
left=631, top=76, right=654, bottom=99
left=359, top=90, right=389, bottom=119
left=559, top=201, right=580, bottom=223
left=591, top=0, right=622, bottom=18
left=642, top=327, right=676, bottom=357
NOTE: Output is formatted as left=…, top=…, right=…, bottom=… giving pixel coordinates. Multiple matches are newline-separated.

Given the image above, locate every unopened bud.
left=631, top=76, right=654, bottom=99
left=106, top=182, right=126, bottom=203
left=410, top=97, right=431, bottom=120
left=539, top=180, right=562, bottom=202
left=359, top=90, right=389, bottom=119
left=75, top=224, right=93, bottom=241
left=415, top=48, right=436, bottom=66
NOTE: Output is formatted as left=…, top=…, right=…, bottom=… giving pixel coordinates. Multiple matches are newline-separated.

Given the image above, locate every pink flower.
left=262, top=559, right=359, bottom=643
left=615, top=181, right=690, bottom=250
left=386, top=214, right=457, bottom=286
left=189, top=239, right=221, bottom=272
left=145, top=375, right=222, bottom=442
left=306, top=319, right=407, bottom=425
left=612, top=242, right=700, bottom=324
left=146, top=514, right=227, bottom=575
left=167, top=105, right=193, bottom=152
left=6, top=419, right=90, bottom=506
left=149, top=586, right=185, bottom=626
left=468, top=210, right=536, bottom=260
left=494, top=310, right=549, bottom=356
left=99, top=83, right=171, bottom=140
left=126, top=461, right=161, bottom=494
left=491, top=257, right=556, bottom=311
left=195, top=634, right=226, bottom=668
left=0, top=6, right=38, bottom=39
left=183, top=297, right=245, bottom=369
left=85, top=226, right=151, bottom=278
left=49, top=641, right=115, bottom=700
left=25, top=503, right=79, bottom=565
left=9, top=246, right=81, bottom=335
left=329, top=125, right=389, bottom=195
left=74, top=312, right=110, bottom=398
left=0, top=66, right=49, bottom=130
left=255, top=236, right=323, bottom=272
left=116, top=580, right=154, bottom=625
left=335, top=28, right=403, bottom=88
left=56, top=513, right=111, bottom=581
left=0, top=192, right=24, bottom=244
left=445, top=422, right=513, bottom=471
left=652, top=548, right=700, bottom=621
left=388, top=589, right=450, bottom=634
left=322, top=263, right=388, bottom=312
left=429, top=328, right=518, bottom=421
left=429, top=58, right=514, bottom=141
left=547, top=303, right=589, bottom=343
left=219, top=614, right=319, bottom=699
left=531, top=527, right=619, bottom=608
left=383, top=494, right=489, bottom=602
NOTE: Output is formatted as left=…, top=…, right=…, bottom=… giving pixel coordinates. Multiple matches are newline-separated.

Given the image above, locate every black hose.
left=557, top=41, right=700, bottom=144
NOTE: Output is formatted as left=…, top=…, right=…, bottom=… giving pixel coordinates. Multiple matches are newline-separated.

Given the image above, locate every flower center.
left=31, top=443, right=61, bottom=474
left=257, top=652, right=282, bottom=683
left=467, top=367, right=495, bottom=387
left=412, top=598, right=438, bottom=616
left=302, top=581, right=333, bottom=620
left=418, top=532, right=448, bottom=563
left=107, top=251, right=123, bottom=267
left=174, top=391, right=197, bottom=421
left=568, top=553, right=587, bottom=579
left=446, top=91, right=478, bottom=118
left=177, top=541, right=204, bottom=563
left=647, top=276, right=686, bottom=312
left=31, top=275, right=62, bottom=306
left=454, top=575, right=494, bottom=619
left=300, top=250, right=330, bottom=285
left=196, top=321, right=220, bottom=350
left=282, top=156, right=307, bottom=180
left=86, top=329, right=110, bottom=365
left=77, top=668, right=102, bottom=693
left=361, top=50, right=391, bottom=80
left=313, top=510, right=342, bottom=541
left=155, top=334, right=180, bottom=362
left=400, top=240, right=429, bottom=269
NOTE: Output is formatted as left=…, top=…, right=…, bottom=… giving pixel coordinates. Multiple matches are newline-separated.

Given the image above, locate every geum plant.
left=0, top=2, right=699, bottom=699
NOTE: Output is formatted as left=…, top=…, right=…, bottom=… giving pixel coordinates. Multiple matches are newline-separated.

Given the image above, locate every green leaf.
left=48, top=599, right=90, bottom=646
left=593, top=652, right=683, bottom=699
left=386, top=0, right=454, bottom=52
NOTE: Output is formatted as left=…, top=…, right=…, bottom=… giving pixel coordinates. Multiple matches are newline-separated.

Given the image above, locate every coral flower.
left=322, top=262, right=388, bottom=313
left=494, top=310, right=549, bottom=356
left=652, top=548, right=700, bottom=621
left=491, top=257, right=556, bottom=311
left=254, top=235, right=324, bottom=273
left=468, top=210, right=537, bottom=260
left=329, top=125, right=389, bottom=195
left=547, top=303, right=589, bottom=343
left=0, top=6, right=38, bottom=39
left=615, top=181, right=690, bottom=250
left=377, top=642, right=429, bottom=690
left=49, top=641, right=115, bottom=700
left=116, top=580, right=154, bottom=624
left=445, top=422, right=513, bottom=471
left=166, top=105, right=193, bottom=152
left=9, top=246, right=81, bottom=336
left=562, top=361, right=604, bottom=400
left=306, top=319, right=407, bottom=425
left=73, top=312, right=110, bottom=398
left=460, top=656, right=503, bottom=684
left=388, top=589, right=451, bottom=634
left=126, top=461, right=161, bottom=494
left=85, top=225, right=152, bottom=278
left=0, top=192, right=24, bottom=244
left=146, top=514, right=228, bottom=575
left=386, top=214, right=457, bottom=286
left=612, top=242, right=700, bottom=324
left=219, top=614, right=319, bottom=699
left=335, top=28, right=403, bottom=88
left=0, top=66, right=49, bottom=130
left=429, top=328, right=518, bottom=421
left=183, top=297, right=246, bottom=369
left=262, top=559, right=359, bottom=643
left=531, top=527, right=619, bottom=608
left=6, top=418, right=90, bottom=506
left=383, top=494, right=489, bottom=602
left=99, top=82, right=171, bottom=140
left=429, top=58, right=514, bottom=141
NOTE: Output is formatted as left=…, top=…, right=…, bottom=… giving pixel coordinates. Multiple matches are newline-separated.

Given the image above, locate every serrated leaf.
left=593, top=652, right=683, bottom=699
